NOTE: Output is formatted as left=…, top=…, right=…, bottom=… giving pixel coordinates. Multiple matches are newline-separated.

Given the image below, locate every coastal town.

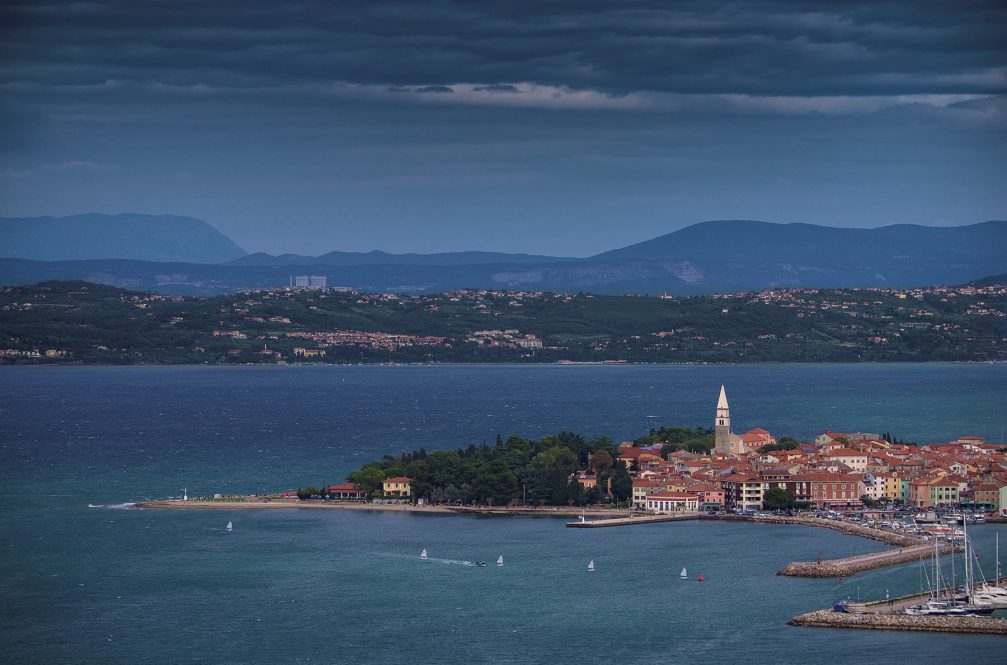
left=305, top=386, right=1007, bottom=521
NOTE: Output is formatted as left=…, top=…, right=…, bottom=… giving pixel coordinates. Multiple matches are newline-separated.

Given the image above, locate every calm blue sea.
left=1, top=363, right=1006, bottom=663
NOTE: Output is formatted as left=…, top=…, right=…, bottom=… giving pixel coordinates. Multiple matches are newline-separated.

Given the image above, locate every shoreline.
left=6, top=360, right=1007, bottom=369
left=133, top=499, right=629, bottom=518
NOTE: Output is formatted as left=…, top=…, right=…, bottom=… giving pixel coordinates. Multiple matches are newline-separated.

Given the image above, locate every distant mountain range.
left=1, top=213, right=1005, bottom=295
left=231, top=249, right=573, bottom=267
left=0, top=213, right=246, bottom=263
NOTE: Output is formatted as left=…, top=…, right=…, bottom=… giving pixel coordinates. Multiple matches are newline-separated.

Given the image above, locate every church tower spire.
left=714, top=385, right=732, bottom=455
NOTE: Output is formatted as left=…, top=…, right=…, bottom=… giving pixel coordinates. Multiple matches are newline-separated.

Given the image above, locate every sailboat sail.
left=497, top=556, right=504, bottom=567
left=225, top=521, right=233, bottom=531
left=420, top=549, right=428, bottom=559
left=680, top=567, right=687, bottom=578
left=587, top=560, right=595, bottom=572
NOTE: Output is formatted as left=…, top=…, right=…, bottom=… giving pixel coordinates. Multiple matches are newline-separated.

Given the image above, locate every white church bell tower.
left=714, top=385, right=732, bottom=455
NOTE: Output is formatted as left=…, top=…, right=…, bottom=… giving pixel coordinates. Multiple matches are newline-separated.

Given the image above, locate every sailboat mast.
left=963, top=515, right=971, bottom=603
left=949, top=525, right=956, bottom=603
left=932, top=537, right=939, bottom=602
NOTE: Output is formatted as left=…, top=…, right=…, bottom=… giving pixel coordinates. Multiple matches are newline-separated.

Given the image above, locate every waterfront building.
left=382, top=476, right=412, bottom=498
left=929, top=476, right=962, bottom=506
left=909, top=479, right=931, bottom=507
left=791, top=473, right=865, bottom=510
left=631, top=479, right=665, bottom=509
left=686, top=483, right=725, bottom=510
left=645, top=492, right=699, bottom=513
left=972, top=482, right=1004, bottom=511
left=325, top=483, right=368, bottom=500
left=720, top=474, right=764, bottom=511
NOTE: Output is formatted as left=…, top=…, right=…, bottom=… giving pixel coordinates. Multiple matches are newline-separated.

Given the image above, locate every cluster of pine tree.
left=343, top=432, right=635, bottom=506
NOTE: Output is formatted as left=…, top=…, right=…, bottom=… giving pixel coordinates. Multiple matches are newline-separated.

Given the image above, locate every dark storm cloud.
left=2, top=0, right=1005, bottom=101
left=473, top=85, right=521, bottom=94
left=1, top=1, right=1004, bottom=256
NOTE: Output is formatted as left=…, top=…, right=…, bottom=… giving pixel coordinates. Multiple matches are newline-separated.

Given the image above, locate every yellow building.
left=383, top=476, right=412, bottom=498
left=880, top=474, right=903, bottom=501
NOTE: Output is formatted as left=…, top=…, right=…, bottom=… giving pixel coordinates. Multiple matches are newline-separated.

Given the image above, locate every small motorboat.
left=475, top=560, right=486, bottom=567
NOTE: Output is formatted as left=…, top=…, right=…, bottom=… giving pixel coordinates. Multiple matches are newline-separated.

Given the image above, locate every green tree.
left=763, top=487, right=796, bottom=511
left=777, top=436, right=799, bottom=449
left=530, top=446, right=579, bottom=477
left=474, top=460, right=519, bottom=504
left=567, top=479, right=587, bottom=506
left=588, top=449, right=614, bottom=476
left=347, top=464, right=385, bottom=495
left=498, top=435, right=533, bottom=469
left=609, top=461, right=632, bottom=501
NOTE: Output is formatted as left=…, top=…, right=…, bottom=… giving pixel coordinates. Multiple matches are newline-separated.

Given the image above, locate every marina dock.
left=790, top=579, right=1007, bottom=634
left=566, top=512, right=702, bottom=528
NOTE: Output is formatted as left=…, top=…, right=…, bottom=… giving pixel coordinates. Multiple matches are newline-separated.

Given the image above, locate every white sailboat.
left=906, top=516, right=995, bottom=615
left=497, top=555, right=504, bottom=567
left=973, top=532, right=1007, bottom=609
left=680, top=567, right=687, bottom=579
left=587, top=560, right=595, bottom=572
left=420, top=548, right=428, bottom=560
left=225, top=520, right=233, bottom=532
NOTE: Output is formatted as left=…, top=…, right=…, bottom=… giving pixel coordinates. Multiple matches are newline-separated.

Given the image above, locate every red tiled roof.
left=828, top=448, right=864, bottom=457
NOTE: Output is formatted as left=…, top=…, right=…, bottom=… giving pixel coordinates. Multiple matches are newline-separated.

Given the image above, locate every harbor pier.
left=778, top=542, right=956, bottom=578
left=565, top=512, right=702, bottom=528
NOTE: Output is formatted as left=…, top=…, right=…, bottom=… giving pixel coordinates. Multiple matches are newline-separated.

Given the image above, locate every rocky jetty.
left=790, top=610, right=1007, bottom=635
left=777, top=542, right=955, bottom=578
left=747, top=515, right=922, bottom=547
left=746, top=514, right=958, bottom=578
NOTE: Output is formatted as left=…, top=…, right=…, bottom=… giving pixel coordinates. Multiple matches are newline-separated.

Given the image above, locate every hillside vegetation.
left=1, top=280, right=1004, bottom=364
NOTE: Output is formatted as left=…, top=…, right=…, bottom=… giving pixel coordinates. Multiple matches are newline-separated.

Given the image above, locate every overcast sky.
left=1, top=1, right=1005, bottom=256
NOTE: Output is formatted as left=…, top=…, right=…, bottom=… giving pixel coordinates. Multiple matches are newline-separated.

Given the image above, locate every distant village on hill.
left=1, top=279, right=1005, bottom=364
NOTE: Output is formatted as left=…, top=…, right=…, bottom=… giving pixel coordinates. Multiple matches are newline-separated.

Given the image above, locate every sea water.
left=1, top=364, right=1006, bottom=663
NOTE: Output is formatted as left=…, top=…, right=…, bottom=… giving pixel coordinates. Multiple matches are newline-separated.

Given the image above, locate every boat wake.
left=381, top=553, right=477, bottom=567
left=87, top=503, right=136, bottom=510
left=428, top=558, right=477, bottom=567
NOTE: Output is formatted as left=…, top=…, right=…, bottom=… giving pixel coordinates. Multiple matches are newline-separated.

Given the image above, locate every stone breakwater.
left=754, top=515, right=958, bottom=578
left=789, top=610, right=1007, bottom=635
left=746, top=515, right=922, bottom=547
left=776, top=544, right=953, bottom=578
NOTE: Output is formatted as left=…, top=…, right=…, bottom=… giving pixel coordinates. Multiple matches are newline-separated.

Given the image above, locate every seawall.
left=789, top=610, right=1007, bottom=635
